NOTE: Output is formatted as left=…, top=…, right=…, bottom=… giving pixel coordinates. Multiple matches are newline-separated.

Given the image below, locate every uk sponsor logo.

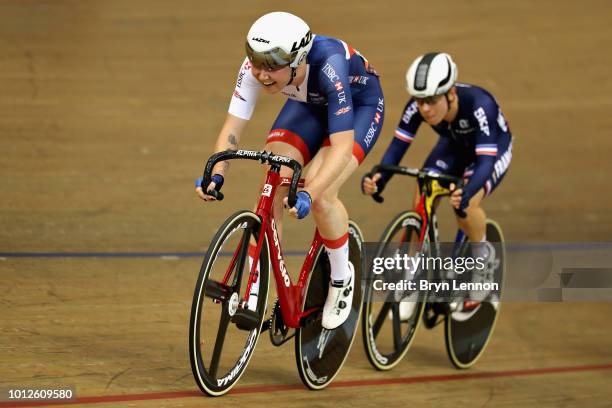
left=364, top=98, right=384, bottom=146
left=402, top=101, right=418, bottom=124
left=322, top=63, right=339, bottom=82
left=334, top=106, right=352, bottom=116
left=364, top=121, right=377, bottom=148
left=474, top=107, right=490, bottom=136
left=233, top=90, right=246, bottom=102
left=334, top=81, right=343, bottom=91
left=337, top=90, right=347, bottom=104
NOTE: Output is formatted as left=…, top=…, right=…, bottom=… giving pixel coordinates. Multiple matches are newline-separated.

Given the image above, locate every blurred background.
left=2, top=0, right=612, bottom=253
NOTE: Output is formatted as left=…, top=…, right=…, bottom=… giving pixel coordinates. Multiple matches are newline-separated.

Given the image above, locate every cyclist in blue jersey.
left=362, top=52, right=512, bottom=315
left=196, top=12, right=385, bottom=329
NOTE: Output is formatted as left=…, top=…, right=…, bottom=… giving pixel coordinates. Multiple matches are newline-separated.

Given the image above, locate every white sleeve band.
left=228, top=57, right=262, bottom=120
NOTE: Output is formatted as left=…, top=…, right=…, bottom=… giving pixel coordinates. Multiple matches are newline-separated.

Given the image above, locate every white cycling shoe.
left=388, top=295, right=418, bottom=322
left=322, top=262, right=354, bottom=330
left=470, top=242, right=496, bottom=302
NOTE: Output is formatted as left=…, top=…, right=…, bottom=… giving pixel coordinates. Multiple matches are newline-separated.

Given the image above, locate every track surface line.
left=1, top=363, right=611, bottom=407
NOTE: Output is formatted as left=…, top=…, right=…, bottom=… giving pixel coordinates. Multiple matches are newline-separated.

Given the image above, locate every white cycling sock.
left=323, top=232, right=350, bottom=287
left=472, top=235, right=489, bottom=261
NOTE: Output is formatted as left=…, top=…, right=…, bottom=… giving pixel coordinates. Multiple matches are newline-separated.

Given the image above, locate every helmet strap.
left=286, top=67, right=297, bottom=87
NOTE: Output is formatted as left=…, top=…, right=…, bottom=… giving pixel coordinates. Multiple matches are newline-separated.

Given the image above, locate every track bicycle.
left=361, top=164, right=505, bottom=370
left=189, top=149, right=364, bottom=396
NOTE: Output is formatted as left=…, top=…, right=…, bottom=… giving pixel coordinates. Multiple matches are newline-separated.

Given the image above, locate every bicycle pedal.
left=204, top=279, right=230, bottom=302
left=231, top=308, right=261, bottom=331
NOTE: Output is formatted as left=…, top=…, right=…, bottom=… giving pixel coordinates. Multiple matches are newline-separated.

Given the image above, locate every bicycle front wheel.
left=362, top=211, right=427, bottom=370
left=189, top=210, right=270, bottom=396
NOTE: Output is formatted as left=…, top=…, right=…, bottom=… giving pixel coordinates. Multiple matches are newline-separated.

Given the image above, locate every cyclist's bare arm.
left=304, top=129, right=354, bottom=200
left=196, top=113, right=247, bottom=201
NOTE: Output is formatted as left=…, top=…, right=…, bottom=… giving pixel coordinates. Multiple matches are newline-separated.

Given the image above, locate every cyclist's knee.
left=311, top=193, right=339, bottom=215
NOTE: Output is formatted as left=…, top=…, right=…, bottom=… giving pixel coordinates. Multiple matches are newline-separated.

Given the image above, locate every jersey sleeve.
left=317, top=53, right=354, bottom=134
left=228, top=58, right=262, bottom=120
left=461, top=99, right=500, bottom=208
left=378, top=99, right=423, bottom=184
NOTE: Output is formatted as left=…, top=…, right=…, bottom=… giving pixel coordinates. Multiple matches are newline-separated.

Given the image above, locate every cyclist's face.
left=416, top=94, right=448, bottom=126
left=251, top=64, right=291, bottom=94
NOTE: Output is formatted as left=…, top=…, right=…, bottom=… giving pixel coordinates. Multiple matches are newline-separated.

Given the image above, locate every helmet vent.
left=414, top=52, right=438, bottom=91
left=437, top=56, right=452, bottom=89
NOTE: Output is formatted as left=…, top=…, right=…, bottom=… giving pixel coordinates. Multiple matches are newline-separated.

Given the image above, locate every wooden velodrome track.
left=1, top=1, right=611, bottom=407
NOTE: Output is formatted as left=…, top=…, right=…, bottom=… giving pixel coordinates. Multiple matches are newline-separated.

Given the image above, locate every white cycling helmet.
left=246, top=12, right=313, bottom=70
left=406, top=52, right=458, bottom=98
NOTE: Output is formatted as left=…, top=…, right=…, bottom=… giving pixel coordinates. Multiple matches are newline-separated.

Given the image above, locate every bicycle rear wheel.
left=362, top=211, right=427, bottom=370
left=295, top=221, right=364, bottom=389
left=189, top=210, right=270, bottom=396
left=444, top=219, right=505, bottom=369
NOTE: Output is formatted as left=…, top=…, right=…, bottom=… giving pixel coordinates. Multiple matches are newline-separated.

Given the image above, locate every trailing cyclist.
left=362, top=52, right=512, bottom=315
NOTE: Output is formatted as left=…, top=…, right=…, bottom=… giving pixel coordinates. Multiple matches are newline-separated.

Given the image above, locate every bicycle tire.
left=444, top=219, right=505, bottom=369
left=362, top=211, right=427, bottom=370
left=295, top=221, right=364, bottom=389
left=189, top=210, right=270, bottom=396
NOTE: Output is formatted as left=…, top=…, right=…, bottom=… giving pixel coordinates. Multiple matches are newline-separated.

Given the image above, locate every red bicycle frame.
left=221, top=168, right=323, bottom=329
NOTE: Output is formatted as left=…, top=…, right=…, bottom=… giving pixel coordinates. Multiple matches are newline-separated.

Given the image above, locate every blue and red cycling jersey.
left=380, top=83, right=513, bottom=208
left=229, top=35, right=384, bottom=164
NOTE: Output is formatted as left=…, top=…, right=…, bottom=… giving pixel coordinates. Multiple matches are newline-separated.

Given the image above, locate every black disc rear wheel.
left=295, top=221, right=364, bottom=389
left=444, top=219, right=505, bottom=369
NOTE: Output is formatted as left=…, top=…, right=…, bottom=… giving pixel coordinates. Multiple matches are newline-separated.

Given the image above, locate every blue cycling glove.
left=293, top=191, right=312, bottom=219
left=195, top=174, right=224, bottom=190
